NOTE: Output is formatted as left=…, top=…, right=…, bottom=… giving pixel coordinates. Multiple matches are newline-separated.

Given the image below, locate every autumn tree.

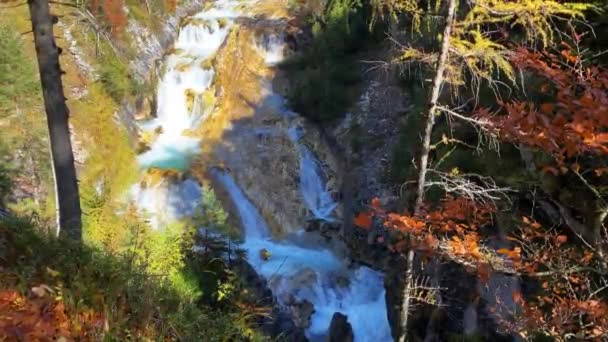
left=470, top=45, right=608, bottom=339
left=27, top=0, right=82, bottom=239
left=367, top=0, right=592, bottom=340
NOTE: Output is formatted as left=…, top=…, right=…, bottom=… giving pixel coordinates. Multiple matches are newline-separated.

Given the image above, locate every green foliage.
left=0, top=25, right=40, bottom=114
left=0, top=143, right=14, bottom=205
left=464, top=0, right=591, bottom=46
left=281, top=0, right=381, bottom=122
left=0, top=23, right=52, bottom=214
left=0, top=215, right=263, bottom=340
left=98, top=48, right=142, bottom=102
left=392, top=0, right=589, bottom=96
left=191, top=185, right=240, bottom=239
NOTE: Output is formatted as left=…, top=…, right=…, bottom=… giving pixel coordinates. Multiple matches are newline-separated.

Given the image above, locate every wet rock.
left=320, top=220, right=341, bottom=233
left=134, top=96, right=154, bottom=121
left=333, top=274, right=350, bottom=288
left=288, top=298, right=314, bottom=329
left=234, top=259, right=308, bottom=341
left=384, top=255, right=407, bottom=340
left=260, top=248, right=271, bottom=261
left=328, top=312, right=353, bottom=342
left=269, top=309, right=309, bottom=342
left=306, top=218, right=321, bottom=232
left=291, top=267, right=318, bottom=289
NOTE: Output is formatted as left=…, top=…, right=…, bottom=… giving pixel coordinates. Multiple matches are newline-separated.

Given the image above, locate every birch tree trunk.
left=399, top=0, right=457, bottom=340
left=28, top=0, right=82, bottom=240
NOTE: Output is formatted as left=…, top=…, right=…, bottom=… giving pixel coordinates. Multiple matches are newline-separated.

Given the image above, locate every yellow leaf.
left=46, top=267, right=60, bottom=277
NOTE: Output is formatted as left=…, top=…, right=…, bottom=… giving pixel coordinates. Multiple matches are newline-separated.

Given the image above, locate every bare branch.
left=424, top=169, right=513, bottom=206
left=437, top=106, right=501, bottom=152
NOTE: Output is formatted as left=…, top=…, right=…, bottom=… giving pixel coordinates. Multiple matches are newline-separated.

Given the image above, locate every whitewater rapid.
left=213, top=169, right=391, bottom=341
left=130, top=0, right=392, bottom=340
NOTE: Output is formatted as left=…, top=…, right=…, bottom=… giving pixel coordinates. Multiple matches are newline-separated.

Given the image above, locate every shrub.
left=98, top=51, right=142, bottom=102
left=0, top=24, right=40, bottom=114
left=280, top=0, right=382, bottom=123
left=0, top=216, right=262, bottom=340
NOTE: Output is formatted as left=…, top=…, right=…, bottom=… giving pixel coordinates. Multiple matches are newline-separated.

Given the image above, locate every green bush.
left=0, top=24, right=40, bottom=114
left=98, top=51, right=142, bottom=102
left=281, top=0, right=382, bottom=123
left=0, top=216, right=263, bottom=341
left=190, top=185, right=241, bottom=240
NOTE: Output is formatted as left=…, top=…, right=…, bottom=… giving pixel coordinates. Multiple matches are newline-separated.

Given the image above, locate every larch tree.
left=368, top=0, right=591, bottom=340
left=28, top=0, right=82, bottom=240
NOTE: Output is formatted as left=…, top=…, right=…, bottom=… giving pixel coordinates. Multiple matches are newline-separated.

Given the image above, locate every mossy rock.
left=201, top=89, right=216, bottom=109
left=176, top=62, right=192, bottom=73
left=189, top=18, right=215, bottom=33
left=185, top=89, right=197, bottom=113
left=217, top=18, right=228, bottom=29
left=200, top=57, right=215, bottom=70
left=143, top=167, right=182, bottom=187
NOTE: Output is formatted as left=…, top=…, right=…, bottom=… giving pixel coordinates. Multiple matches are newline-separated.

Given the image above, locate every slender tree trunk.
left=28, top=0, right=82, bottom=240
left=399, top=0, right=457, bottom=340
left=413, top=0, right=456, bottom=213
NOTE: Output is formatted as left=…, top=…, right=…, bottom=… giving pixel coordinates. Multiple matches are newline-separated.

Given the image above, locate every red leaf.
left=371, top=197, right=381, bottom=209
left=512, top=291, right=522, bottom=303
left=541, top=166, right=559, bottom=176
left=354, top=212, right=373, bottom=230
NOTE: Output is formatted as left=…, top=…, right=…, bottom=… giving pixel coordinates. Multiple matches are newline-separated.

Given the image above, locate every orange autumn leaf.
left=371, top=197, right=381, bottom=209
left=540, top=103, right=554, bottom=114
left=354, top=212, right=373, bottom=230
left=423, top=234, right=438, bottom=249
left=497, top=247, right=521, bottom=262
left=477, top=262, right=491, bottom=284
left=497, top=248, right=511, bottom=255
left=556, top=235, right=568, bottom=245
left=595, top=167, right=608, bottom=176
left=475, top=49, right=608, bottom=171
left=512, top=291, right=523, bottom=303
left=541, top=166, right=559, bottom=176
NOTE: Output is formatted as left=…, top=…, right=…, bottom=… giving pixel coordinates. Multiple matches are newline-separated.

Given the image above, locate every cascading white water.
left=211, top=169, right=269, bottom=240
left=130, top=0, right=391, bottom=338
left=288, top=126, right=338, bottom=220
left=255, top=33, right=285, bottom=66
left=131, top=0, right=247, bottom=226
left=137, top=3, right=238, bottom=171
left=212, top=170, right=391, bottom=341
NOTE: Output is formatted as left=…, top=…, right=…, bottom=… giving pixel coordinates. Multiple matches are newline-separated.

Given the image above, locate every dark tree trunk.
left=28, top=0, right=82, bottom=240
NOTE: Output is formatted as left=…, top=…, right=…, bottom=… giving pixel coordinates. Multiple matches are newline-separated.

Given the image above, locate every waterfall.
left=130, top=0, right=391, bottom=339
left=255, top=33, right=285, bottom=66
left=288, top=126, right=338, bottom=220
left=137, top=12, right=233, bottom=170
left=210, top=169, right=270, bottom=239
left=213, top=169, right=391, bottom=341
left=132, top=0, right=245, bottom=225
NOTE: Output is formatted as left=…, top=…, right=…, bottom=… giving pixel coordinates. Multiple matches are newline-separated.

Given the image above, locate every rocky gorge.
left=122, top=0, right=394, bottom=340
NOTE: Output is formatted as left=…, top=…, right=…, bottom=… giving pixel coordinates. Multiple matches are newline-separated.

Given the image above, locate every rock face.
left=234, top=259, right=308, bottom=341
left=283, top=294, right=315, bottom=329
left=193, top=21, right=340, bottom=236
left=383, top=255, right=407, bottom=340
left=328, top=312, right=353, bottom=342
